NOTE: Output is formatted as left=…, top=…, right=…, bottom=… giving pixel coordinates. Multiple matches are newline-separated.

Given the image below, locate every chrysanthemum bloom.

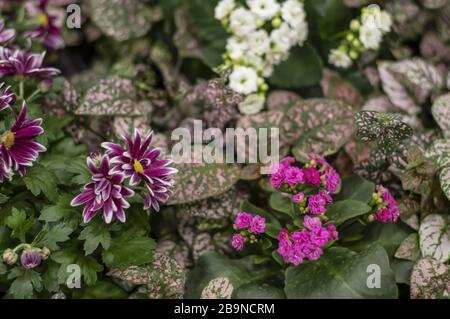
left=20, top=249, right=42, bottom=269
left=0, top=82, right=16, bottom=112
left=71, top=153, right=135, bottom=224
left=102, top=130, right=177, bottom=211
left=231, top=233, right=245, bottom=251
left=0, top=18, right=15, bottom=45
left=26, top=0, right=64, bottom=50
left=0, top=47, right=60, bottom=83
left=0, top=156, right=13, bottom=183
left=0, top=102, right=46, bottom=175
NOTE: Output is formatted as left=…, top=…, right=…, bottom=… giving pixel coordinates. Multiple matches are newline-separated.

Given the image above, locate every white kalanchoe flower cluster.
left=215, top=0, right=308, bottom=114
left=328, top=4, right=391, bottom=69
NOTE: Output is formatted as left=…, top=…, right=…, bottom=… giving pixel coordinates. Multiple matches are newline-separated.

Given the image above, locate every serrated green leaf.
left=102, top=235, right=156, bottom=269
left=7, top=268, right=42, bottom=299
left=6, top=208, right=34, bottom=242
left=34, top=223, right=73, bottom=251
left=23, top=164, right=59, bottom=202
left=79, top=220, right=111, bottom=255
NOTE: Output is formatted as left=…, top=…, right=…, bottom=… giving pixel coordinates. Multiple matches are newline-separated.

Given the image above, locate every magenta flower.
left=326, top=224, right=339, bottom=241
left=270, top=171, right=284, bottom=188
left=21, top=249, right=42, bottom=269
left=1, top=102, right=46, bottom=176
left=0, top=47, right=60, bottom=83
left=0, top=82, right=16, bottom=112
left=71, top=153, right=135, bottom=224
left=292, top=192, right=305, bottom=203
left=303, top=167, right=322, bottom=187
left=231, top=233, right=245, bottom=251
left=26, top=0, right=64, bottom=50
left=324, top=167, right=341, bottom=193
left=303, top=215, right=322, bottom=230
left=102, top=130, right=177, bottom=211
left=318, top=189, right=333, bottom=204
left=284, top=166, right=305, bottom=186
left=307, top=193, right=327, bottom=215
left=250, top=215, right=266, bottom=234
left=234, top=212, right=253, bottom=229
left=372, top=185, right=400, bottom=223
left=0, top=19, right=15, bottom=45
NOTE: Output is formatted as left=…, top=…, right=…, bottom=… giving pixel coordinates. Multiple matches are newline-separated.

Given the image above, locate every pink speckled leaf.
left=147, top=253, right=185, bottom=299
left=410, top=257, right=450, bottom=299
left=107, top=266, right=149, bottom=285
left=432, top=93, right=450, bottom=137
left=266, top=90, right=300, bottom=111
left=321, top=69, right=363, bottom=109
left=113, top=114, right=152, bottom=137
left=281, top=99, right=354, bottom=162
left=76, top=76, right=142, bottom=116
left=395, top=233, right=421, bottom=261
left=180, top=188, right=240, bottom=219
left=167, top=151, right=241, bottom=205
left=200, top=277, right=233, bottom=299
left=192, top=233, right=215, bottom=262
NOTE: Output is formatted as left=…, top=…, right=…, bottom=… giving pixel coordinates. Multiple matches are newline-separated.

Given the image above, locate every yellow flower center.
left=39, top=12, right=49, bottom=27
left=133, top=159, right=144, bottom=174
left=2, top=131, right=15, bottom=149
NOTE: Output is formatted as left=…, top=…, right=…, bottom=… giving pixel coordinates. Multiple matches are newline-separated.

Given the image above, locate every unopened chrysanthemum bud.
left=346, top=33, right=355, bottom=42
left=39, top=247, right=50, bottom=260
left=2, top=248, right=18, bottom=265
left=352, top=39, right=362, bottom=49
left=350, top=19, right=360, bottom=31
left=271, top=17, right=282, bottom=28
left=20, top=249, right=42, bottom=269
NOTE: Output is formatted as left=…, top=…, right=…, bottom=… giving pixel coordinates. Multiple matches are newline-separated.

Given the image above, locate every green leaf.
left=185, top=0, right=227, bottom=67
left=102, top=234, right=156, bottom=269
left=35, top=224, right=73, bottom=251
left=79, top=220, right=111, bottom=255
left=7, top=268, right=42, bottom=299
left=269, top=44, right=323, bottom=88
left=419, top=214, right=450, bottom=263
left=334, top=175, right=375, bottom=203
left=269, top=192, right=293, bottom=217
left=52, top=248, right=103, bottom=286
left=282, top=99, right=354, bottom=162
left=326, top=200, right=371, bottom=226
left=284, top=246, right=398, bottom=298
left=167, top=152, right=241, bottom=205
left=23, top=164, right=59, bottom=202
left=39, top=194, right=81, bottom=228
left=233, top=282, right=286, bottom=299
left=6, top=208, right=34, bottom=242
left=42, top=261, right=61, bottom=293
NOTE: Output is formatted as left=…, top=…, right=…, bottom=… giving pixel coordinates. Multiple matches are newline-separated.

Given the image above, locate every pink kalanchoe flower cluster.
left=370, top=185, right=400, bottom=223
left=102, top=130, right=178, bottom=212
left=270, top=154, right=341, bottom=194
left=277, top=216, right=338, bottom=266
left=231, top=212, right=266, bottom=250
left=0, top=101, right=46, bottom=178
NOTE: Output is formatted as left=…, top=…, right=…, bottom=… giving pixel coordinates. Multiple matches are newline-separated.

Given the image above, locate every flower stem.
left=19, top=80, right=24, bottom=101
left=27, top=89, right=41, bottom=102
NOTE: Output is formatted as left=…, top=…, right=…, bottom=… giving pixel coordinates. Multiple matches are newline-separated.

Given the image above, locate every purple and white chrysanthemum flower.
left=102, top=130, right=178, bottom=211
left=0, top=101, right=46, bottom=176
left=0, top=156, right=13, bottom=183
left=25, top=0, right=64, bottom=50
left=71, top=153, right=135, bottom=224
left=0, top=47, right=60, bottom=83
left=0, top=82, right=16, bottom=112
left=0, top=18, right=16, bottom=45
